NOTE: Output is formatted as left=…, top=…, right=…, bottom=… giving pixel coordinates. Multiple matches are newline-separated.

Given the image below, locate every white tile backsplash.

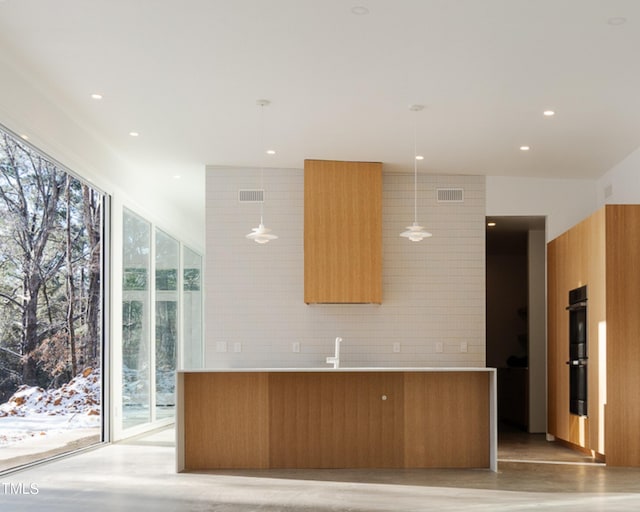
left=205, top=166, right=486, bottom=368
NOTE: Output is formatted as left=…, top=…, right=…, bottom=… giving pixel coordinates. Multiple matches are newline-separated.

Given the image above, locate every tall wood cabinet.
left=547, top=204, right=640, bottom=466
left=304, top=159, right=382, bottom=304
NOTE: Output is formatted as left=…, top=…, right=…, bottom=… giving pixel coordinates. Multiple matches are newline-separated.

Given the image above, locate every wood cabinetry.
left=304, top=159, right=382, bottom=304
left=269, top=372, right=404, bottom=468
left=178, top=370, right=495, bottom=471
left=547, top=205, right=640, bottom=466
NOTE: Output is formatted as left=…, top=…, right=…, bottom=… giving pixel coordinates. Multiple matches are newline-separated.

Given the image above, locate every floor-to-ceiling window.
left=155, top=229, right=178, bottom=420
left=0, top=126, right=105, bottom=472
left=121, top=210, right=202, bottom=435
left=182, top=246, right=202, bottom=369
left=122, top=210, right=152, bottom=429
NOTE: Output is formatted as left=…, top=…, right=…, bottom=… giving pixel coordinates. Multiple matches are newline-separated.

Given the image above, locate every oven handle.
left=566, top=301, right=587, bottom=311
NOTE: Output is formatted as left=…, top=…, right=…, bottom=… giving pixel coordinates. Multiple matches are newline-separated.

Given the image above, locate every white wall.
left=597, top=145, right=640, bottom=206
left=206, top=167, right=485, bottom=368
left=486, top=176, right=598, bottom=241
left=528, top=229, right=547, bottom=433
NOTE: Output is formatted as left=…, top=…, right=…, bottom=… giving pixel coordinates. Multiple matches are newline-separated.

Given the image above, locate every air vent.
left=238, top=189, right=264, bottom=203
left=437, top=188, right=464, bottom=203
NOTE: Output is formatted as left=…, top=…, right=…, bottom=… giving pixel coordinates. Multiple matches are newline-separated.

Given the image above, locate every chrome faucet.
left=326, top=337, right=342, bottom=369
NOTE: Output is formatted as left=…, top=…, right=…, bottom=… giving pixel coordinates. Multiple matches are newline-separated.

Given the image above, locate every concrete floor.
left=1, top=428, right=640, bottom=511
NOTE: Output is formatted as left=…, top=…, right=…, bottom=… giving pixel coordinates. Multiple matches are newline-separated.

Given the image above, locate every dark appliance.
left=566, top=285, right=588, bottom=417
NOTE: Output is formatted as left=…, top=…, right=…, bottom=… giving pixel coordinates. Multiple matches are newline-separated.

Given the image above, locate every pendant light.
left=246, top=99, right=278, bottom=244
left=400, top=104, right=432, bottom=242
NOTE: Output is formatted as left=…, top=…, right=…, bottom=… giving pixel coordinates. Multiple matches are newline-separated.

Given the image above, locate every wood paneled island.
left=176, top=368, right=497, bottom=472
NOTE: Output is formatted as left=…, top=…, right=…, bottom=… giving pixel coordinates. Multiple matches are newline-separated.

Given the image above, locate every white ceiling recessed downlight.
left=520, top=146, right=530, bottom=151
left=607, top=17, right=627, bottom=25
left=351, top=6, right=369, bottom=15
left=129, top=131, right=139, bottom=137
left=91, top=93, right=103, bottom=100
left=543, top=110, right=555, bottom=117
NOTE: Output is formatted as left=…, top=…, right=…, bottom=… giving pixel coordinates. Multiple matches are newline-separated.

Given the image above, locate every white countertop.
left=179, top=367, right=496, bottom=373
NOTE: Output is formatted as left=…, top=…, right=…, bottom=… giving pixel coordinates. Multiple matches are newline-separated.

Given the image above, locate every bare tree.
left=82, top=184, right=101, bottom=364
left=0, top=134, right=65, bottom=384
left=65, top=175, right=78, bottom=377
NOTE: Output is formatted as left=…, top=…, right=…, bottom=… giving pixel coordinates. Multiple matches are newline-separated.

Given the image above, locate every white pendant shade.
left=246, top=222, right=278, bottom=244
left=400, top=222, right=432, bottom=242
left=247, top=99, right=278, bottom=244
left=400, top=104, right=431, bottom=242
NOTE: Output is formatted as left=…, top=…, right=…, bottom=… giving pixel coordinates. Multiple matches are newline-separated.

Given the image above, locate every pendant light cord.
left=413, top=110, right=418, bottom=224
left=259, top=102, right=265, bottom=225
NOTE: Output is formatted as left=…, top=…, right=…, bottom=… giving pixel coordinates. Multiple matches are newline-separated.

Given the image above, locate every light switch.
left=435, top=342, right=443, bottom=353
left=393, top=342, right=401, bottom=353
left=292, top=342, right=300, bottom=353
left=460, top=342, right=468, bottom=353
left=233, top=342, right=242, bottom=353
left=216, top=341, right=228, bottom=353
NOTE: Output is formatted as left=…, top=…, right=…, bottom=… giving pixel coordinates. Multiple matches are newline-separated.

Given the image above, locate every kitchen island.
left=176, top=368, right=497, bottom=472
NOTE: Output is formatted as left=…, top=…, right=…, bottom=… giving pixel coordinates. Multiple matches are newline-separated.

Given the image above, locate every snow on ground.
left=0, top=368, right=100, bottom=447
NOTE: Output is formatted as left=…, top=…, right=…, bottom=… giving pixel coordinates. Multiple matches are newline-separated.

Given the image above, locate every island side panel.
left=269, top=372, right=404, bottom=468
left=183, top=372, right=269, bottom=469
left=404, top=372, right=490, bottom=468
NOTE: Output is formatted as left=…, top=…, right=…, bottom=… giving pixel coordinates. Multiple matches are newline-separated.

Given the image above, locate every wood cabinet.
left=178, top=370, right=495, bottom=471
left=304, top=159, right=382, bottom=304
left=547, top=205, right=640, bottom=466
left=269, top=372, right=404, bottom=468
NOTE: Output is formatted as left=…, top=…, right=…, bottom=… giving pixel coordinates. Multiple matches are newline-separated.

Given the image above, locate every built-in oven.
left=566, top=285, right=588, bottom=417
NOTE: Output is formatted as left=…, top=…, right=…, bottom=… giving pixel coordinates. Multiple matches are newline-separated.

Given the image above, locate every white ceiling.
left=1, top=0, right=639, bottom=219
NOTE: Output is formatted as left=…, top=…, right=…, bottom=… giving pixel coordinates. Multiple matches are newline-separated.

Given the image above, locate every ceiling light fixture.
left=607, top=17, right=627, bottom=26
left=543, top=110, right=555, bottom=116
left=129, top=131, right=139, bottom=137
left=487, top=222, right=496, bottom=227
left=400, top=104, right=432, bottom=242
left=520, top=145, right=530, bottom=151
left=351, top=6, right=370, bottom=15
left=246, top=99, right=278, bottom=244
left=91, top=93, right=103, bottom=100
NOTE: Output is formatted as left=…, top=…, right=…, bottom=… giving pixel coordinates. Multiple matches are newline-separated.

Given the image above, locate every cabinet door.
left=404, top=372, right=489, bottom=468
left=304, top=159, right=382, bottom=303
left=269, top=372, right=404, bottom=468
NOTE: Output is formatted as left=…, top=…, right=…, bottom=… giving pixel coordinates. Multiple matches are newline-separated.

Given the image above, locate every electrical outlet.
left=460, top=342, right=468, bottom=353
left=292, top=342, right=300, bottom=353
left=435, top=342, right=443, bottom=353
left=393, top=342, right=401, bottom=353
left=233, top=342, right=242, bottom=353
left=216, top=341, right=228, bottom=353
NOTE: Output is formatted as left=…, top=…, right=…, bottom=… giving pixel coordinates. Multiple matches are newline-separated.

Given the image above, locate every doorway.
left=486, top=216, right=546, bottom=434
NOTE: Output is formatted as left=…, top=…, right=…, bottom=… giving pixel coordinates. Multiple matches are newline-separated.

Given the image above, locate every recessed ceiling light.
left=487, top=222, right=496, bottom=227
left=351, top=6, right=369, bottom=15
left=415, top=155, right=424, bottom=160
left=129, top=131, right=139, bottom=137
left=266, top=149, right=276, bottom=155
left=520, top=145, right=530, bottom=151
left=91, top=93, right=103, bottom=100
left=173, top=174, right=181, bottom=180
left=543, top=110, right=555, bottom=116
left=607, top=17, right=627, bottom=25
